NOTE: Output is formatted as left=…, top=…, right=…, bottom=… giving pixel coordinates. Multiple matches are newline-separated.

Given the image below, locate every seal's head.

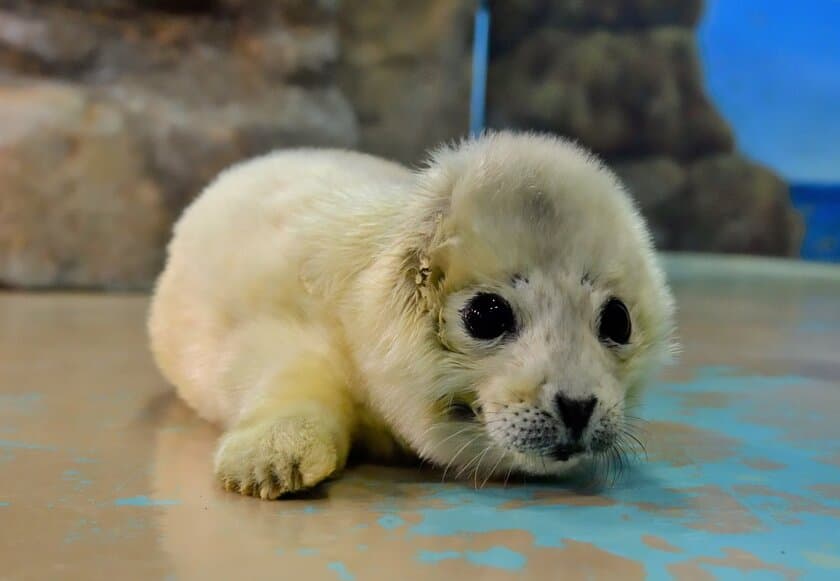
left=363, top=132, right=676, bottom=481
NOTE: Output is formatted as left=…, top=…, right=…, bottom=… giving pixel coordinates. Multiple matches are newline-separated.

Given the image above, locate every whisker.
left=416, top=420, right=463, bottom=445
left=443, top=435, right=481, bottom=482
left=610, top=447, right=622, bottom=487
left=539, top=453, right=548, bottom=477
left=618, top=447, right=627, bottom=485
left=590, top=452, right=608, bottom=491
left=502, top=462, right=514, bottom=488
left=455, top=444, right=488, bottom=480
left=622, top=415, right=649, bottom=428
left=618, top=430, right=648, bottom=460
left=599, top=450, right=610, bottom=489
left=471, top=446, right=493, bottom=488
left=417, top=425, right=474, bottom=461
left=480, top=450, right=508, bottom=490
left=435, top=426, right=475, bottom=448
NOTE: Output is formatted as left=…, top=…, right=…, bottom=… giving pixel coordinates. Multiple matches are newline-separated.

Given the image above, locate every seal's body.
left=149, top=132, right=675, bottom=499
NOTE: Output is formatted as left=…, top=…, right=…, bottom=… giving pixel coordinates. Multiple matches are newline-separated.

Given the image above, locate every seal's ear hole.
left=401, top=248, right=445, bottom=312
left=408, top=250, right=443, bottom=288
left=426, top=263, right=445, bottom=289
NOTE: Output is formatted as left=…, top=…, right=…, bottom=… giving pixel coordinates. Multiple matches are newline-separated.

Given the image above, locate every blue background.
left=698, top=0, right=840, bottom=260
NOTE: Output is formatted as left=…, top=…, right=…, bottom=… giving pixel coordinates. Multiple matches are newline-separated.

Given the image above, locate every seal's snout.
left=554, top=394, right=597, bottom=442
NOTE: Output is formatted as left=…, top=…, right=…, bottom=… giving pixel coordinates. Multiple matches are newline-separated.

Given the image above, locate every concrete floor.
left=1, top=255, right=839, bottom=580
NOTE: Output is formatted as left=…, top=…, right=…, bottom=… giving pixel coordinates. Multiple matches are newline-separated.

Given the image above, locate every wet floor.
left=1, top=254, right=839, bottom=580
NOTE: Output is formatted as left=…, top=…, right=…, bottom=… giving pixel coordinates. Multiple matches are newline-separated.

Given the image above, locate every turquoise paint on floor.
left=417, top=550, right=461, bottom=564
left=377, top=514, right=405, bottom=530
left=0, top=393, right=43, bottom=415
left=417, top=548, right=526, bottom=571
left=0, top=439, right=55, bottom=451
left=113, top=496, right=180, bottom=507
left=327, top=562, right=356, bottom=581
left=465, top=547, right=527, bottom=571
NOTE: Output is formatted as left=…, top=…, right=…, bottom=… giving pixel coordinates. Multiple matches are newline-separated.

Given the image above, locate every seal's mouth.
left=548, top=443, right=586, bottom=462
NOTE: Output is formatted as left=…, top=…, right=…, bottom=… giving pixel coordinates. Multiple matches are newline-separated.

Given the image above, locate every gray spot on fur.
left=523, top=191, right=555, bottom=224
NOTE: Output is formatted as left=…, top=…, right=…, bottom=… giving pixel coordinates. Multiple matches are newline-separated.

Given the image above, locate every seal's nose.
left=555, top=395, right=597, bottom=441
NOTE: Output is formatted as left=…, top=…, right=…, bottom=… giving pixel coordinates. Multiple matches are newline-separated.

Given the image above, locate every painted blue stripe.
left=790, top=183, right=840, bottom=205
left=469, top=0, right=491, bottom=137
left=790, top=183, right=840, bottom=262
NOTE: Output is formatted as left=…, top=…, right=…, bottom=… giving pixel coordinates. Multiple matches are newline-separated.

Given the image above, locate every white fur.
left=148, top=131, right=675, bottom=498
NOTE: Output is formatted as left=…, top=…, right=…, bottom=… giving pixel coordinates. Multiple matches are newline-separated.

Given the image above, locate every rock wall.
left=0, top=1, right=801, bottom=289
left=0, top=0, right=356, bottom=289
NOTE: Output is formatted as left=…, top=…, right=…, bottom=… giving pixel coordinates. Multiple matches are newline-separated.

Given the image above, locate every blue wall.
left=698, top=0, right=840, bottom=261
left=698, top=0, right=840, bottom=184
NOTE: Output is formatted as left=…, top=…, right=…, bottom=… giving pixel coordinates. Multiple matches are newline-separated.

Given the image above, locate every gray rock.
left=109, top=80, right=357, bottom=212
left=0, top=0, right=358, bottom=288
left=0, top=8, right=99, bottom=72
left=489, top=28, right=733, bottom=159
left=0, top=80, right=167, bottom=289
left=679, top=155, right=803, bottom=256
left=614, top=157, right=687, bottom=248
left=336, top=0, right=472, bottom=162
left=492, top=0, right=705, bottom=53
left=0, top=77, right=357, bottom=290
left=616, top=155, right=802, bottom=256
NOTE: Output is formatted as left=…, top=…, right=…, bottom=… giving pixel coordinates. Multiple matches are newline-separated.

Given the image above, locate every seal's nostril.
left=555, top=395, right=597, bottom=441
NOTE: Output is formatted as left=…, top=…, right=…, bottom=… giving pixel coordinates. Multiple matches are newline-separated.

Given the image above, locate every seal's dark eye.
left=462, top=293, right=516, bottom=341
left=599, top=298, right=632, bottom=345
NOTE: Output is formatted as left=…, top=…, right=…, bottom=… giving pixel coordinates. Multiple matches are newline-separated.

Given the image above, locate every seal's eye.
left=598, top=298, right=632, bottom=345
left=462, top=293, right=516, bottom=340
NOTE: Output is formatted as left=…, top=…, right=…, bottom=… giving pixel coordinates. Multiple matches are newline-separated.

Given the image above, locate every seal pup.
left=148, top=131, right=675, bottom=499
